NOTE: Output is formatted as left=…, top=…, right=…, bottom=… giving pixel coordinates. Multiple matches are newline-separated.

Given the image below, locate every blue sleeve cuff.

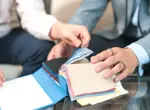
left=127, top=43, right=150, bottom=76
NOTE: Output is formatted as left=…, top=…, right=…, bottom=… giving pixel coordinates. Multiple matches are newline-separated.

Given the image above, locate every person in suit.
left=0, top=0, right=90, bottom=86
left=69, top=0, right=150, bottom=82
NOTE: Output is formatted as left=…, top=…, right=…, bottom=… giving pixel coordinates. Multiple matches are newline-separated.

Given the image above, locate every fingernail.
left=104, top=74, right=109, bottom=79
left=90, top=58, right=93, bottom=62
left=91, top=57, right=95, bottom=64
left=96, top=67, right=101, bottom=73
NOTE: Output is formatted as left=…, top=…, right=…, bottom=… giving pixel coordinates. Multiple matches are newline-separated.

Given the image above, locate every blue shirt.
left=128, top=0, right=150, bottom=76
left=132, top=0, right=141, bottom=26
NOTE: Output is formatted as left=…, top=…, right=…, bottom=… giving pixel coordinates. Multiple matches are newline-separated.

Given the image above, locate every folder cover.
left=0, top=67, right=67, bottom=110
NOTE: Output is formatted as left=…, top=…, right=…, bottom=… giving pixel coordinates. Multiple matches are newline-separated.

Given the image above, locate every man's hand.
left=47, top=41, right=74, bottom=61
left=0, top=70, right=4, bottom=86
left=91, top=47, right=139, bottom=82
left=50, top=21, right=91, bottom=48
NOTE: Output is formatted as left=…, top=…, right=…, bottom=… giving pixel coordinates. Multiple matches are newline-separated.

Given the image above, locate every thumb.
left=0, top=70, right=4, bottom=82
left=47, top=50, right=55, bottom=61
left=80, top=32, right=91, bottom=48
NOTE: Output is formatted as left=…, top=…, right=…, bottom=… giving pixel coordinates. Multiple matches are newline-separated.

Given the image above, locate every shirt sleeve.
left=127, top=43, right=150, bottom=76
left=16, top=0, right=57, bottom=41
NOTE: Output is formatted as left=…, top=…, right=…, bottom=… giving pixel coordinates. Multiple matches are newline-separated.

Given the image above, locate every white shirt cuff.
left=127, top=43, right=150, bottom=76
left=38, top=15, right=57, bottom=40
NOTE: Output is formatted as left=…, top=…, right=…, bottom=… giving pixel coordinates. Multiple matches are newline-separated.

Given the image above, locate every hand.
left=49, top=21, right=91, bottom=48
left=91, top=47, right=139, bottom=82
left=0, top=70, right=4, bottom=86
left=47, top=41, right=74, bottom=61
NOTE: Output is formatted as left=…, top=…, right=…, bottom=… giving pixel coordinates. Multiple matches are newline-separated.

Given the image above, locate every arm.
left=69, top=0, right=109, bottom=33
left=16, top=0, right=57, bottom=41
left=16, top=0, right=91, bottom=47
left=128, top=35, right=150, bottom=75
left=127, top=43, right=150, bottom=76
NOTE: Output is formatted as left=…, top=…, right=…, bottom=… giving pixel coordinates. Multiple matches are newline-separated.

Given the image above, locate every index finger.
left=80, top=30, right=91, bottom=48
left=68, top=34, right=81, bottom=48
left=91, top=49, right=113, bottom=64
left=95, top=55, right=119, bottom=73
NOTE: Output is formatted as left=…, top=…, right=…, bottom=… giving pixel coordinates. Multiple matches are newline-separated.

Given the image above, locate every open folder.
left=0, top=68, right=67, bottom=110
left=0, top=48, right=93, bottom=110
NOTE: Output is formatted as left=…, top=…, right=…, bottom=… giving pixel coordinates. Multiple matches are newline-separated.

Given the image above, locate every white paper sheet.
left=0, top=75, right=53, bottom=110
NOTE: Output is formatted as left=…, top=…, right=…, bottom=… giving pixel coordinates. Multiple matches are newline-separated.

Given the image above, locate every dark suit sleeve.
left=68, top=0, right=109, bottom=33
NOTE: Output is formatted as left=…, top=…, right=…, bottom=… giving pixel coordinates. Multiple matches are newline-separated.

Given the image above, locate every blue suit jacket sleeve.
left=127, top=43, right=150, bottom=76
left=68, top=0, right=108, bottom=33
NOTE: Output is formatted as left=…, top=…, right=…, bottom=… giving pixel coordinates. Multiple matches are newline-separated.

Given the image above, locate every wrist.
left=49, top=21, right=62, bottom=40
left=126, top=48, right=139, bottom=67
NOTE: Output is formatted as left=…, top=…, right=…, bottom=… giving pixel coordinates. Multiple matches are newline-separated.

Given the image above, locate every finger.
left=55, top=48, right=66, bottom=58
left=0, top=77, right=4, bottom=83
left=104, top=63, right=124, bottom=79
left=64, top=38, right=81, bottom=48
left=63, top=39, right=74, bottom=46
left=47, top=54, right=55, bottom=61
left=80, top=30, right=91, bottom=48
left=112, top=47, right=121, bottom=55
left=65, top=46, right=74, bottom=57
left=114, top=68, right=130, bottom=82
left=0, top=71, right=4, bottom=82
left=81, top=35, right=90, bottom=48
left=47, top=50, right=55, bottom=61
left=57, top=42, right=74, bottom=57
left=91, top=49, right=113, bottom=64
left=95, top=55, right=118, bottom=72
left=68, top=33, right=81, bottom=48
left=0, top=79, right=3, bottom=86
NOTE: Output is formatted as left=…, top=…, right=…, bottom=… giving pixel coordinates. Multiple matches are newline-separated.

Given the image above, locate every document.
left=64, top=63, right=115, bottom=98
left=0, top=75, right=52, bottom=110
left=77, top=82, right=128, bottom=106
